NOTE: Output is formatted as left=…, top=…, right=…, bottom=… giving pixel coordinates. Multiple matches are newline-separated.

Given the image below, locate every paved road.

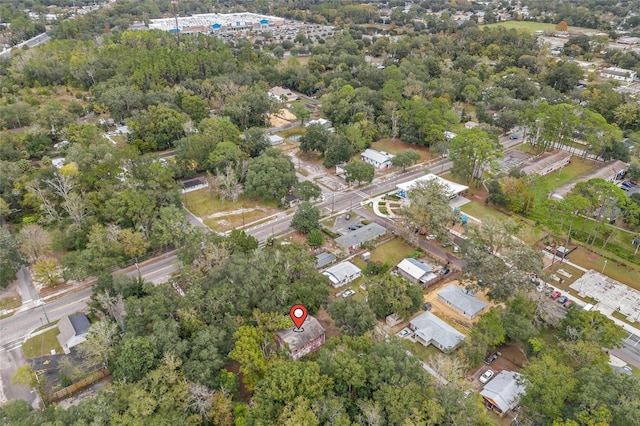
left=15, top=267, right=39, bottom=305
left=612, top=332, right=640, bottom=370
left=0, top=253, right=179, bottom=406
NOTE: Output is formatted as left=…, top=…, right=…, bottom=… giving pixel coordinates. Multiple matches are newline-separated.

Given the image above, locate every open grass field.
left=460, top=201, right=508, bottom=223
left=364, top=238, right=417, bottom=267
left=532, top=159, right=599, bottom=203
left=370, top=139, right=435, bottom=162
left=0, top=295, right=22, bottom=311
left=22, top=328, right=64, bottom=359
left=184, top=188, right=279, bottom=231
left=482, top=21, right=596, bottom=34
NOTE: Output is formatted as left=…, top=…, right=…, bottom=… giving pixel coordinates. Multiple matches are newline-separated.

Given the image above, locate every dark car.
left=440, top=267, right=451, bottom=275
left=557, top=296, right=568, bottom=304
left=423, top=302, right=432, bottom=311
left=484, top=352, right=501, bottom=364
left=510, top=135, right=519, bottom=140
left=348, top=226, right=358, bottom=231
left=442, top=241, right=452, bottom=248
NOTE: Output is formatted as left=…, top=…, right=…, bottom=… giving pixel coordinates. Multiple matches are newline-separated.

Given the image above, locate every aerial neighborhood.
left=2, top=0, right=640, bottom=425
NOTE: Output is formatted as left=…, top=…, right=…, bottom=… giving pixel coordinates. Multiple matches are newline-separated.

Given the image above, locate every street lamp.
left=39, top=300, right=50, bottom=324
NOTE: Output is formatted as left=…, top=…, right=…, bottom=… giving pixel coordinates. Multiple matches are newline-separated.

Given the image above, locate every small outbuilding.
left=316, top=252, right=337, bottom=269
left=57, top=313, right=91, bottom=354
left=266, top=134, right=284, bottom=145
left=361, top=148, right=395, bottom=169
left=437, top=284, right=487, bottom=319
left=275, top=316, right=326, bottom=360
left=322, top=261, right=362, bottom=287
left=480, top=370, right=526, bottom=416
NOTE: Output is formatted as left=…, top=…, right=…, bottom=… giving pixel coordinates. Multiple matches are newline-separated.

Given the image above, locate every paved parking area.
left=570, top=269, right=640, bottom=320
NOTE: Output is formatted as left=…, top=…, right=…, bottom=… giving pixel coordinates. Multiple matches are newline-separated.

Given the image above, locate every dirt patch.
left=223, top=361, right=252, bottom=403
left=39, top=282, right=74, bottom=299
left=314, top=307, right=342, bottom=340
left=268, top=108, right=296, bottom=127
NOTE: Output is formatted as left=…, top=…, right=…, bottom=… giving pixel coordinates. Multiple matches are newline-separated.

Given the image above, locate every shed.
left=57, top=313, right=91, bottom=354
left=315, top=252, right=337, bottom=269
left=397, top=258, right=437, bottom=285
left=480, top=371, right=526, bottom=416
left=437, top=284, right=487, bottom=319
left=266, top=134, right=284, bottom=145
left=335, top=223, right=387, bottom=250
left=275, top=316, right=326, bottom=360
left=409, top=311, right=465, bottom=351
left=322, top=261, right=361, bottom=287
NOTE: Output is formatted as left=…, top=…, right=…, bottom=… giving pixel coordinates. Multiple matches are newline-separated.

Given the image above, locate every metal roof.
left=410, top=311, right=465, bottom=350
left=335, top=223, right=387, bottom=249
left=437, top=284, right=486, bottom=317
left=480, top=371, right=526, bottom=413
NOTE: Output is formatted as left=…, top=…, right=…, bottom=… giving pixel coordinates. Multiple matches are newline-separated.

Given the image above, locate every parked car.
left=397, top=328, right=412, bottom=338
left=544, top=287, right=553, bottom=296
left=479, top=369, right=495, bottom=384
left=453, top=245, right=459, bottom=253
left=342, top=289, right=355, bottom=298
left=551, top=291, right=561, bottom=299
left=510, top=135, right=519, bottom=140
left=484, top=352, right=500, bottom=364
left=557, top=296, right=568, bottom=304
left=440, top=267, right=451, bottom=275
left=423, top=302, right=432, bottom=311
left=563, top=300, right=574, bottom=309
left=348, top=226, right=358, bottom=231
left=345, top=213, right=351, bottom=220
left=442, top=241, right=452, bottom=248
left=426, top=234, right=436, bottom=240
left=536, top=283, right=545, bottom=292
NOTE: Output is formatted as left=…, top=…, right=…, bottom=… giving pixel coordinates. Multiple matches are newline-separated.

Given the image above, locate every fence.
left=48, top=368, right=110, bottom=403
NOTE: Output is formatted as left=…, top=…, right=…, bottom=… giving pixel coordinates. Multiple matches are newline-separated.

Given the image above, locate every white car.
left=342, top=290, right=355, bottom=298
left=426, top=235, right=436, bottom=240
left=479, top=369, right=494, bottom=384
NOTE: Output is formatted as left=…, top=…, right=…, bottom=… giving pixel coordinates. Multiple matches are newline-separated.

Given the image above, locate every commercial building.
left=396, top=174, right=468, bottom=199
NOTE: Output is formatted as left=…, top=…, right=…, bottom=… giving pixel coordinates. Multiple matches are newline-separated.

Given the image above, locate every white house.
left=322, top=261, right=362, bottom=288
left=397, top=258, right=437, bottom=285
left=266, top=134, right=284, bottom=145
left=464, top=121, right=479, bottom=129
left=601, top=67, right=637, bottom=82
left=409, top=311, right=465, bottom=351
left=361, top=149, right=394, bottom=169
left=480, top=371, right=526, bottom=416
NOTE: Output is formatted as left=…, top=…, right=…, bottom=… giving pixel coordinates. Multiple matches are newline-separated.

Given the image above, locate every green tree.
left=344, top=161, right=375, bottom=185
left=117, top=229, right=149, bottom=259
left=306, top=229, right=324, bottom=247
left=391, top=149, right=421, bottom=172
left=228, top=326, right=271, bottom=391
left=323, top=136, right=354, bottom=168
left=291, top=201, right=320, bottom=234
left=207, top=141, right=243, bottom=172
left=240, top=127, right=269, bottom=158
left=245, top=148, right=297, bottom=201
left=227, top=229, right=258, bottom=253
left=78, top=320, right=118, bottom=368
left=294, top=181, right=322, bottom=201
left=0, top=227, right=24, bottom=288
left=449, top=129, right=502, bottom=185
left=127, top=106, right=186, bottom=152
left=329, top=297, right=376, bottom=336
left=32, top=257, right=62, bottom=287
left=289, top=101, right=311, bottom=125
left=401, top=178, right=452, bottom=241
left=112, top=336, right=159, bottom=382
left=559, top=309, right=626, bottom=349
left=521, top=353, right=578, bottom=423
left=368, top=274, right=421, bottom=320
left=300, top=123, right=331, bottom=154
left=181, top=95, right=209, bottom=123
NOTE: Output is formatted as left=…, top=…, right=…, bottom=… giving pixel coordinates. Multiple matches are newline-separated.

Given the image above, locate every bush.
left=321, top=227, right=340, bottom=239
left=364, top=261, right=390, bottom=276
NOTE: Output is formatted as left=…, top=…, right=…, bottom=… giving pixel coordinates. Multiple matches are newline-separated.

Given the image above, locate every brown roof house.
left=57, top=313, right=91, bottom=354
left=275, top=316, right=326, bottom=360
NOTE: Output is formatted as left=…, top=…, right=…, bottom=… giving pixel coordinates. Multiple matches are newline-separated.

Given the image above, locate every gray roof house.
left=480, top=370, right=526, bottom=416
left=437, top=284, right=487, bottom=319
left=315, top=252, right=337, bottom=269
left=361, top=149, right=394, bottom=169
left=322, top=261, right=362, bottom=288
left=335, top=223, right=387, bottom=250
left=397, top=258, right=437, bottom=285
left=409, top=311, right=465, bottom=351
left=57, top=313, right=91, bottom=354
left=275, top=316, right=326, bottom=360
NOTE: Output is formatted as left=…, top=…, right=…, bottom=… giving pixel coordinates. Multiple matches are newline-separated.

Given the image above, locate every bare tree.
left=212, top=165, right=244, bottom=202
left=78, top=320, right=118, bottom=368
left=95, top=291, right=125, bottom=331
left=19, top=224, right=52, bottom=262
left=357, top=400, right=383, bottom=426
left=27, top=181, right=60, bottom=224
left=62, top=193, right=89, bottom=229
left=44, top=172, right=75, bottom=200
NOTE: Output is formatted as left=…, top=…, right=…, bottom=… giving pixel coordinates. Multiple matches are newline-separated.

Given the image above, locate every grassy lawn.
left=566, top=247, right=640, bottom=290
left=399, top=338, right=444, bottom=362
left=612, top=311, right=640, bottom=328
left=531, top=159, right=598, bottom=205
left=0, top=295, right=22, bottom=311
left=545, top=263, right=585, bottom=289
left=370, top=138, right=435, bottom=162
left=365, top=238, right=417, bottom=267
left=22, top=328, right=64, bottom=359
left=460, top=201, right=508, bottom=222
left=277, top=126, right=306, bottom=138
left=482, top=21, right=595, bottom=34
left=184, top=189, right=279, bottom=231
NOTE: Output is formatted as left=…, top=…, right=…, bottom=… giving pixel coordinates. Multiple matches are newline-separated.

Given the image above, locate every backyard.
left=530, top=159, right=599, bottom=205
left=351, top=238, right=417, bottom=270
left=184, top=188, right=279, bottom=231
left=370, top=138, right=435, bottom=162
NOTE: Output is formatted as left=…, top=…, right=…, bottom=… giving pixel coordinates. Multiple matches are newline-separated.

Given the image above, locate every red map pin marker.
left=290, top=304, right=308, bottom=331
